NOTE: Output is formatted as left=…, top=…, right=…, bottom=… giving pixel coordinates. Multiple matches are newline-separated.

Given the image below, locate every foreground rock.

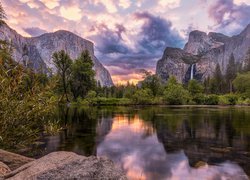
left=0, top=162, right=10, bottom=176
left=0, top=150, right=34, bottom=171
left=5, top=151, right=127, bottom=180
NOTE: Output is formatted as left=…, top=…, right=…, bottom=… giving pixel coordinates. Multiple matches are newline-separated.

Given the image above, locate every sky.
left=2, top=0, right=250, bottom=84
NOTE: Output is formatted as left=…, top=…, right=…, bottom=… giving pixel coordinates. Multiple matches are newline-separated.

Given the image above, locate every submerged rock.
left=5, top=151, right=127, bottom=180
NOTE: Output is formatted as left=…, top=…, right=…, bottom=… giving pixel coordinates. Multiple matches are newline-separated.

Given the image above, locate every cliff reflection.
left=96, top=109, right=248, bottom=179
left=42, top=106, right=250, bottom=179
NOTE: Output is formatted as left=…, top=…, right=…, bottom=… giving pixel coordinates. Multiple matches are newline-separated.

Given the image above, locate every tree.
left=243, top=48, right=250, bottom=72
left=188, top=79, right=204, bottom=96
left=225, top=53, right=237, bottom=93
left=163, top=76, right=190, bottom=105
left=210, top=63, right=225, bottom=94
left=132, top=88, right=153, bottom=104
left=52, top=50, right=72, bottom=102
left=141, top=74, right=162, bottom=96
left=233, top=72, right=250, bottom=97
left=70, top=50, right=96, bottom=99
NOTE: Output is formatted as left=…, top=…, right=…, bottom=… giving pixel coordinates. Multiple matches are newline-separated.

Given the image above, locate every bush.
left=163, top=77, right=190, bottom=105
left=219, top=94, right=238, bottom=105
left=203, top=95, right=219, bottom=105
left=237, top=97, right=250, bottom=105
left=192, top=94, right=206, bottom=105
left=132, top=88, right=153, bottom=104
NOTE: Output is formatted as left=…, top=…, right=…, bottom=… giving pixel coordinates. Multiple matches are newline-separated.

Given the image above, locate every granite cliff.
left=0, top=24, right=113, bottom=86
left=156, top=24, right=250, bottom=83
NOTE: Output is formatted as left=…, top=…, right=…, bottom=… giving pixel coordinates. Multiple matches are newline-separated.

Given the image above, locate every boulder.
left=0, top=150, right=34, bottom=171
left=5, top=151, right=127, bottom=180
left=0, top=162, right=10, bottom=176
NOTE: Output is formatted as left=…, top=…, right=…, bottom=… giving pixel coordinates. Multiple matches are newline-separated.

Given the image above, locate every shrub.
left=132, top=88, right=153, bottom=104
left=203, top=95, right=219, bottom=105
left=163, top=77, right=190, bottom=105
left=219, top=94, right=238, bottom=105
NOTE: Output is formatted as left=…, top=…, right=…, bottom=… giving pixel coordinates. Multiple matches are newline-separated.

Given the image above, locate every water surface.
left=41, top=106, right=250, bottom=179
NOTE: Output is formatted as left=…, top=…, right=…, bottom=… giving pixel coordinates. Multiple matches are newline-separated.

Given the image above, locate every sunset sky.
left=3, top=0, right=250, bottom=84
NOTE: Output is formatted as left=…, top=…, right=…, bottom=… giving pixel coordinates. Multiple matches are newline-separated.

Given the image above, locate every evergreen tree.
left=52, top=50, right=72, bottom=102
left=203, top=76, right=210, bottom=94
left=141, top=74, right=162, bottom=96
left=163, top=76, right=190, bottom=105
left=70, top=50, right=96, bottom=99
left=225, top=53, right=237, bottom=93
left=210, top=63, right=224, bottom=94
left=244, top=48, right=250, bottom=72
left=188, top=79, right=204, bottom=96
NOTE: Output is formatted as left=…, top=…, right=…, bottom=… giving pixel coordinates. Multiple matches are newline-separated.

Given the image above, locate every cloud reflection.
left=97, top=114, right=248, bottom=180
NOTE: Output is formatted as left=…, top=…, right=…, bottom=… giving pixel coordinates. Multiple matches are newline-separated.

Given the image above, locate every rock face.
left=156, top=24, right=250, bottom=83
left=5, top=151, right=127, bottom=180
left=0, top=24, right=114, bottom=86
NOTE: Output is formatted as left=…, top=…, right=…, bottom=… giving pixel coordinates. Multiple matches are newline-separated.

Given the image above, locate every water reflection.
left=41, top=106, right=250, bottom=179
left=97, top=113, right=248, bottom=179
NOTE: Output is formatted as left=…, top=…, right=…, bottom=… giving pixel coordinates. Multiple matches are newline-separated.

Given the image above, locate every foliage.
left=233, top=72, right=250, bottom=98
left=210, top=63, right=225, bottom=94
left=0, top=56, right=56, bottom=149
left=163, top=76, right=190, bottom=105
left=218, top=94, right=238, bottom=105
left=52, top=50, right=72, bottom=102
left=203, top=95, right=219, bottom=105
left=225, top=53, right=237, bottom=93
left=132, top=88, right=153, bottom=104
left=188, top=79, right=204, bottom=95
left=141, top=74, right=163, bottom=96
left=243, top=48, right=250, bottom=72
left=70, top=50, right=96, bottom=99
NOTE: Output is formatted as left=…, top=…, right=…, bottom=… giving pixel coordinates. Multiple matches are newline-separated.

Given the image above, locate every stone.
left=5, top=151, right=127, bottom=180
left=156, top=23, right=250, bottom=83
left=0, top=23, right=113, bottom=87
left=0, top=162, right=11, bottom=176
left=0, top=149, right=34, bottom=171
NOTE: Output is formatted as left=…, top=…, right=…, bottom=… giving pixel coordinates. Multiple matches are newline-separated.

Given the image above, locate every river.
left=38, top=106, right=250, bottom=179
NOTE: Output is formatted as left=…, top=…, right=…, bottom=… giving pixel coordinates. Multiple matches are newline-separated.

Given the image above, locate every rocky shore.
left=0, top=150, right=126, bottom=180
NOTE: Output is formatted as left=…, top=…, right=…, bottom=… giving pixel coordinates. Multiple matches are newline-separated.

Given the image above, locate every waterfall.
left=190, top=64, right=194, bottom=80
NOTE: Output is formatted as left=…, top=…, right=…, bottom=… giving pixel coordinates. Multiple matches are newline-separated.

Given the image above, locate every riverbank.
left=0, top=149, right=126, bottom=179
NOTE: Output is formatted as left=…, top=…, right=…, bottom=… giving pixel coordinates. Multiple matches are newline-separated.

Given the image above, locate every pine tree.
left=225, top=53, right=237, bottom=93
left=210, top=63, right=224, bottom=94
left=70, top=50, right=96, bottom=99
left=244, top=48, right=250, bottom=72
left=52, top=50, right=72, bottom=102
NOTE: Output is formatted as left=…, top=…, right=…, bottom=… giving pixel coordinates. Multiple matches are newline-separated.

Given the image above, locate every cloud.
left=23, top=27, right=47, bottom=36
left=158, top=0, right=181, bottom=9
left=39, top=0, right=60, bottom=9
left=89, top=23, right=129, bottom=54
left=134, top=12, right=184, bottom=53
left=59, top=5, right=82, bottom=21
left=3, top=0, right=250, bottom=84
left=208, top=0, right=250, bottom=34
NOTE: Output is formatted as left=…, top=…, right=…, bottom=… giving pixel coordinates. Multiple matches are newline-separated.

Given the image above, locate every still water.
left=41, top=106, right=250, bottom=179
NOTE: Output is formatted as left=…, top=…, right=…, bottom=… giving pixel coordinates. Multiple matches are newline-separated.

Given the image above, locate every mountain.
left=156, top=24, right=250, bottom=83
left=0, top=23, right=114, bottom=86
